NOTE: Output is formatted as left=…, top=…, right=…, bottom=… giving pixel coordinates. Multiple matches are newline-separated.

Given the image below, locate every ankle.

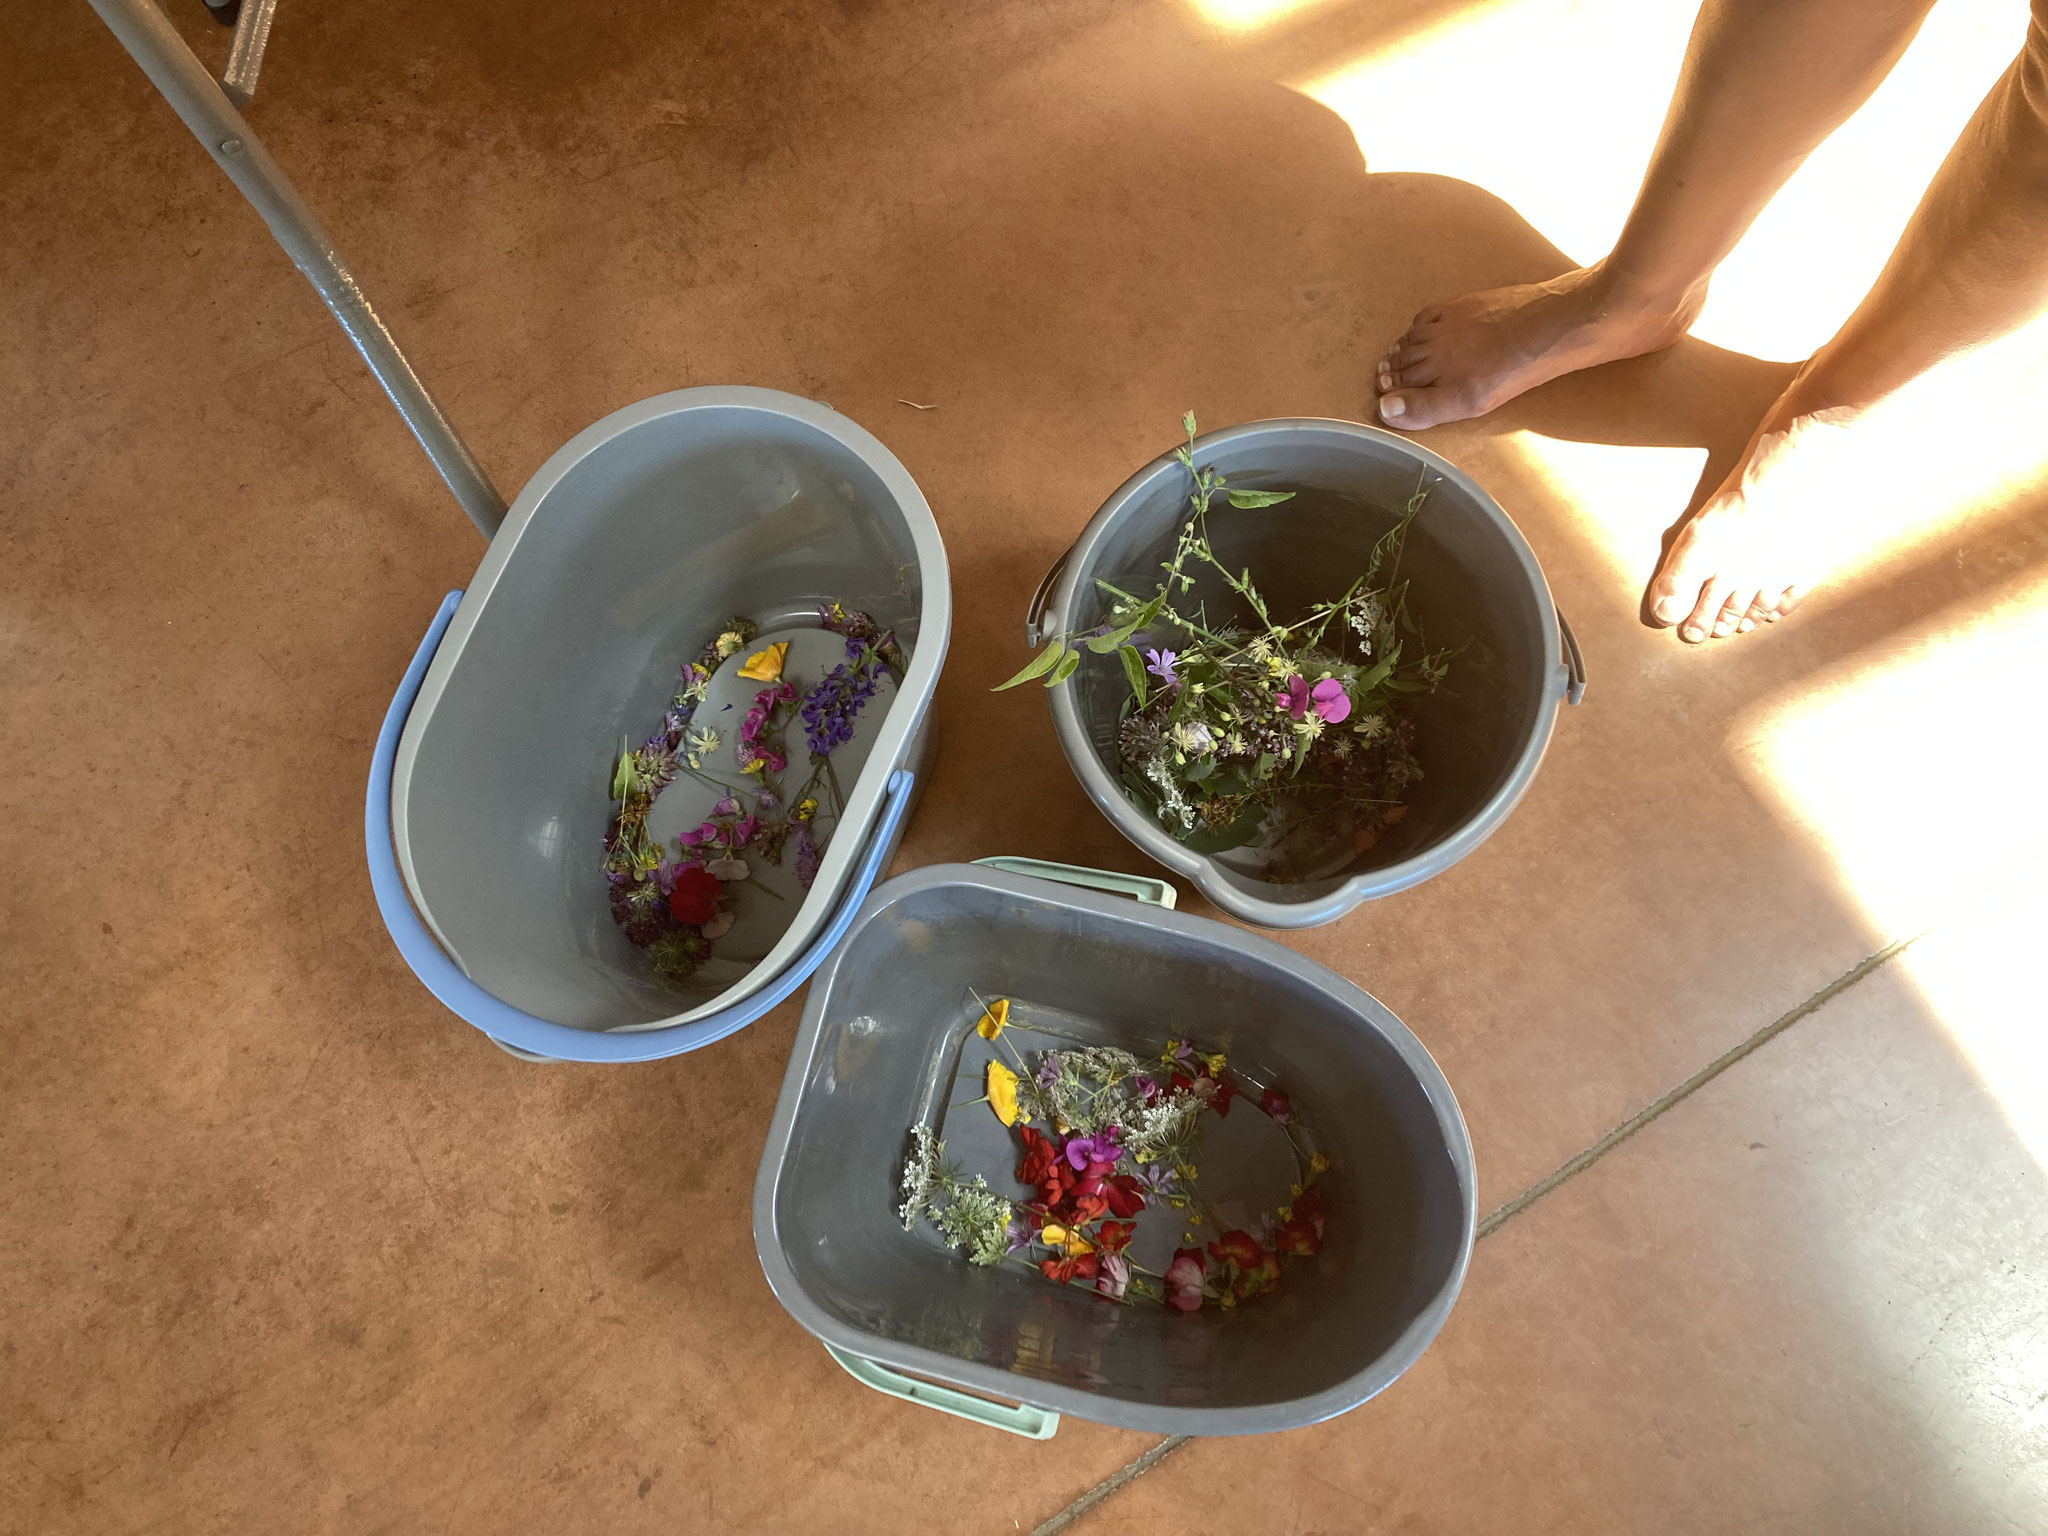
left=1586, top=260, right=1707, bottom=335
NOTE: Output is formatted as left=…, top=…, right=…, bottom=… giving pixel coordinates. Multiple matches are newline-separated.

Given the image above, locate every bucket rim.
left=750, top=859, right=1478, bottom=1435
left=1044, top=416, right=1566, bottom=929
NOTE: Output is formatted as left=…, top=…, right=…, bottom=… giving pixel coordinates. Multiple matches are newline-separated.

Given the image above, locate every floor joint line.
left=1027, top=932, right=1922, bottom=1534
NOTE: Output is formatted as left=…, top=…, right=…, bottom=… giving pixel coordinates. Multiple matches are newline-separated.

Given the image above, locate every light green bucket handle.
left=973, top=856, right=1178, bottom=910
left=823, top=1343, right=1060, bottom=1439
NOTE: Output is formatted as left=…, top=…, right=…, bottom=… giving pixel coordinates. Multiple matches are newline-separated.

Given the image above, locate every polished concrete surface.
left=5, top=0, right=2046, bottom=1530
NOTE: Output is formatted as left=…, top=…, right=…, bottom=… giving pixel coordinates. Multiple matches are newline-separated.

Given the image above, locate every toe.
left=1710, top=589, right=1753, bottom=639
left=1680, top=578, right=1736, bottom=644
left=1377, top=385, right=1472, bottom=430
left=1389, top=341, right=1431, bottom=369
left=1393, top=360, right=1440, bottom=388
left=1647, top=527, right=1715, bottom=628
left=1411, top=305, right=1443, bottom=329
left=1776, top=583, right=1809, bottom=615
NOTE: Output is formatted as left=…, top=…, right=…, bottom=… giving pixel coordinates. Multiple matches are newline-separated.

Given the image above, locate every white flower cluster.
left=897, top=1123, right=945, bottom=1230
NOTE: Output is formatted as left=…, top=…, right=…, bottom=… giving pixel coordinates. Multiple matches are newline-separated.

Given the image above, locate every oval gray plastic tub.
left=752, top=859, right=1476, bottom=1437
left=370, top=387, right=950, bottom=1062
left=1032, top=418, right=1585, bottom=929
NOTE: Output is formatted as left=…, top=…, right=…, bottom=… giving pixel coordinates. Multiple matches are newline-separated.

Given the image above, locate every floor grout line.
left=1025, top=932, right=1924, bottom=1536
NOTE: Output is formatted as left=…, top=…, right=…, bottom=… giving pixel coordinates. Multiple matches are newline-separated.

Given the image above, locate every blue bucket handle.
left=365, top=590, right=917, bottom=1062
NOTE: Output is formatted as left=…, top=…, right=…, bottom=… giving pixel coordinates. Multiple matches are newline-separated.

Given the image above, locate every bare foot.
left=1374, top=265, right=1703, bottom=430
left=1645, top=389, right=1861, bottom=642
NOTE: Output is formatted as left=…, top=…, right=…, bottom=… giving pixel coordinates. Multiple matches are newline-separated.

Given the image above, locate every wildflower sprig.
left=997, top=413, right=1455, bottom=878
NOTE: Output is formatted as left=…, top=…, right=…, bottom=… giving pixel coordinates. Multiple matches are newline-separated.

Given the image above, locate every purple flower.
left=1064, top=1126, right=1123, bottom=1170
left=1036, top=1058, right=1060, bottom=1088
left=1139, top=1171, right=1174, bottom=1201
left=1277, top=673, right=1352, bottom=724
left=800, top=660, right=881, bottom=756
left=755, top=788, right=781, bottom=815
left=1132, top=1074, right=1160, bottom=1104
left=1144, top=648, right=1179, bottom=686
left=794, top=825, right=821, bottom=890
left=1004, top=1217, right=1034, bottom=1256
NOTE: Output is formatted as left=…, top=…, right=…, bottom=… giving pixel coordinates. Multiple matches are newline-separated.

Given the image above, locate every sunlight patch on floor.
left=1728, top=563, right=2048, bottom=1174
left=1499, top=434, right=1704, bottom=598
left=1289, top=0, right=2029, bottom=363
left=1498, top=313, right=2048, bottom=609
left=1180, top=0, right=1349, bottom=35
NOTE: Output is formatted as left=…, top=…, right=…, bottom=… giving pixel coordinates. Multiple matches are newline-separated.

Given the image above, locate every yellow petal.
left=736, top=642, right=789, bottom=681
left=987, top=1060, right=1022, bottom=1127
left=1310, top=1152, right=1330, bottom=1174
left=1205, top=1051, right=1227, bottom=1075
left=975, top=997, right=1010, bottom=1040
left=1039, top=1223, right=1068, bottom=1245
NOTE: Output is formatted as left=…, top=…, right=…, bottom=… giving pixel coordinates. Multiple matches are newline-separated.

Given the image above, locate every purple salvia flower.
left=1144, top=648, right=1179, bottom=686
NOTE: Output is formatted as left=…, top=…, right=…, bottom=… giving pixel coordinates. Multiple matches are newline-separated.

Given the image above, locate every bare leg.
left=1372, top=0, right=1937, bottom=430
left=1649, top=0, right=2048, bottom=640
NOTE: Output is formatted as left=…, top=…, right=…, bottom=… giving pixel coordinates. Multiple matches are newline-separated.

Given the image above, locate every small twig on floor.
left=897, top=398, right=937, bottom=410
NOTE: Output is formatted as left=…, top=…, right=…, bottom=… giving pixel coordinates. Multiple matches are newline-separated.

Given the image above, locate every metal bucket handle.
left=1025, top=544, right=1588, bottom=704
left=366, top=591, right=919, bottom=1063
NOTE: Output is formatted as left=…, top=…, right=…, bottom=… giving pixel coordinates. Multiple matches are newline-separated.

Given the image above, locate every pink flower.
left=1165, top=1248, right=1207, bottom=1313
left=1276, top=674, right=1352, bottom=725
left=1094, top=1253, right=1130, bottom=1300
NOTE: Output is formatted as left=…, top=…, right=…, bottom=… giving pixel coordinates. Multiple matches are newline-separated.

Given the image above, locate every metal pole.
left=87, top=0, right=508, bottom=538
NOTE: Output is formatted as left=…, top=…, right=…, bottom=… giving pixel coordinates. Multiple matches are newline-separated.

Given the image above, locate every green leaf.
left=1353, top=654, right=1395, bottom=695
left=1118, top=645, right=1149, bottom=709
left=610, top=738, right=637, bottom=801
left=1224, top=489, right=1295, bottom=509
left=1252, top=752, right=1277, bottom=782
left=992, top=639, right=1065, bottom=691
left=1177, top=803, right=1265, bottom=854
left=1047, top=650, right=1082, bottom=686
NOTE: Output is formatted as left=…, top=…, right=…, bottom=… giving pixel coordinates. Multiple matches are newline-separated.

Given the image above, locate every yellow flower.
left=1204, top=1051, right=1227, bottom=1075
left=1038, top=1223, right=1093, bottom=1256
left=975, top=997, right=1010, bottom=1040
left=736, top=642, right=788, bottom=681
left=795, top=797, right=818, bottom=822
left=987, top=1060, right=1024, bottom=1126
left=1310, top=1153, right=1330, bottom=1174
left=1289, top=1182, right=1303, bottom=1197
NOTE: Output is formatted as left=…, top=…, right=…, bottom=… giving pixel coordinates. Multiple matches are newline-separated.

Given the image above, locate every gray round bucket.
left=1036, top=418, right=1584, bottom=930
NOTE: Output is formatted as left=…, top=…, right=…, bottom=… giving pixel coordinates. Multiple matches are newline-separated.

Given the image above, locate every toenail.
left=1738, top=617, right=1755, bottom=633
left=1380, top=394, right=1406, bottom=421
left=1680, top=625, right=1704, bottom=642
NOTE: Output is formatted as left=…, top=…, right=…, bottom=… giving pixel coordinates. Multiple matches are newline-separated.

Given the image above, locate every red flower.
left=1040, top=1252, right=1099, bottom=1286
left=667, top=865, right=721, bottom=925
left=1015, top=1126, right=1059, bottom=1190
left=1093, top=1220, right=1136, bottom=1256
left=1071, top=1192, right=1109, bottom=1226
left=1103, top=1174, right=1147, bottom=1219
left=1275, top=1185, right=1326, bottom=1256
left=1209, top=1073, right=1238, bottom=1118
left=1259, top=1086, right=1292, bottom=1124
left=1207, top=1229, right=1263, bottom=1269
left=1165, top=1247, right=1207, bottom=1312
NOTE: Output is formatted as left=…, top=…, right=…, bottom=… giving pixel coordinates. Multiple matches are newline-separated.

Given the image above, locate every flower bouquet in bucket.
left=899, top=996, right=1330, bottom=1311
left=1003, top=415, right=1454, bottom=879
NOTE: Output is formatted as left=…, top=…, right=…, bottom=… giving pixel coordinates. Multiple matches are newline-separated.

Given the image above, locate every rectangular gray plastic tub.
left=752, top=859, right=1476, bottom=1437
left=374, top=387, right=950, bottom=1062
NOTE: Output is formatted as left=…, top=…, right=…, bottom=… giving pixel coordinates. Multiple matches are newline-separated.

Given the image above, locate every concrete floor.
left=6, top=0, right=2048, bottom=1530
